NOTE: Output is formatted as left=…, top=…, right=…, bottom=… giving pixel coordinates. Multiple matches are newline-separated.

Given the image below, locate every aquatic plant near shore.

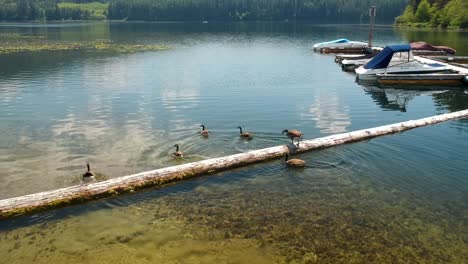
left=0, top=33, right=45, bottom=40
left=0, top=39, right=172, bottom=55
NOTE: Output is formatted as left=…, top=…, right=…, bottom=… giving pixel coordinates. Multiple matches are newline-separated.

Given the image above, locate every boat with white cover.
left=355, top=44, right=453, bottom=81
left=313, top=38, right=368, bottom=51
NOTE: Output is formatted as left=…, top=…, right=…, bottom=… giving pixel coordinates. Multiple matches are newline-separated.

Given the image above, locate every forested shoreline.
left=106, top=0, right=406, bottom=22
left=396, top=0, right=467, bottom=28
left=0, top=0, right=108, bottom=21
left=0, top=0, right=407, bottom=23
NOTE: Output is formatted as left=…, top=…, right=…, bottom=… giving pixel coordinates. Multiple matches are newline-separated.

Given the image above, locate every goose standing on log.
left=173, top=144, right=183, bottom=158
left=282, top=129, right=303, bottom=146
left=200, top=125, right=209, bottom=137
left=285, top=154, right=306, bottom=167
left=237, top=126, right=253, bottom=139
left=83, top=163, right=96, bottom=183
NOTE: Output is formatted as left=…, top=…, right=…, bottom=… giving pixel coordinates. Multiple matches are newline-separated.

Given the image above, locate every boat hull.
left=356, top=67, right=453, bottom=81
left=313, top=41, right=368, bottom=51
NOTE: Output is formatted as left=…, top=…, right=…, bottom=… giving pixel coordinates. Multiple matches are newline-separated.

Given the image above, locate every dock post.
left=368, top=6, right=376, bottom=48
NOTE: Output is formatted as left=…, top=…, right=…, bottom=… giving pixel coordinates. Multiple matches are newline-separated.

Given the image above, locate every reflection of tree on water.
left=361, top=85, right=414, bottom=112
left=395, top=28, right=468, bottom=56
left=358, top=83, right=458, bottom=112
left=433, top=90, right=468, bottom=131
left=433, top=90, right=468, bottom=112
left=0, top=51, right=113, bottom=80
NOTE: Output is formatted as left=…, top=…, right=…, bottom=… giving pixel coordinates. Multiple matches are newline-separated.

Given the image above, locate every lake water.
left=0, top=22, right=467, bottom=263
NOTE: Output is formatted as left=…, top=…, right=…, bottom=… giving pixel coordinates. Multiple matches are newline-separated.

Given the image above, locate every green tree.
left=429, top=3, right=441, bottom=26
left=415, top=0, right=432, bottom=22
left=16, top=0, right=32, bottom=20
left=396, top=5, right=416, bottom=23
left=397, top=0, right=466, bottom=28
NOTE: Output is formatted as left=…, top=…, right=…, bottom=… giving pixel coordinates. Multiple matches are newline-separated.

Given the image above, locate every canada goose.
left=237, top=126, right=253, bottom=139
left=282, top=129, right=303, bottom=145
left=173, top=144, right=183, bottom=158
left=200, top=124, right=209, bottom=137
left=83, top=163, right=96, bottom=183
left=285, top=154, right=306, bottom=167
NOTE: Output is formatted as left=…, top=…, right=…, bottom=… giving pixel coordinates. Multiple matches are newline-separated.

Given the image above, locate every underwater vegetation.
left=0, top=166, right=466, bottom=264
left=0, top=35, right=171, bottom=55
left=0, top=33, right=45, bottom=40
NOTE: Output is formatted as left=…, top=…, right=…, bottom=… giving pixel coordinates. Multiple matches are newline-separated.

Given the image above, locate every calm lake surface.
left=0, top=22, right=467, bottom=263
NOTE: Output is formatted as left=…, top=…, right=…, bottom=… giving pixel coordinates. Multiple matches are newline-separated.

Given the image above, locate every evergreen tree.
left=415, top=0, right=431, bottom=22
left=1, top=0, right=409, bottom=23
left=396, top=5, right=415, bottom=23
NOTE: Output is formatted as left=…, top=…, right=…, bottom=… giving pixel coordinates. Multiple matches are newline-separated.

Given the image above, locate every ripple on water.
left=0, top=131, right=467, bottom=263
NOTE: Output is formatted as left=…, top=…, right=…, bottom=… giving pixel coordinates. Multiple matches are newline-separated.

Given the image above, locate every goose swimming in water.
left=82, top=163, right=96, bottom=183
left=285, top=154, right=306, bottom=167
left=200, top=125, right=209, bottom=137
left=173, top=144, right=183, bottom=158
left=237, top=126, right=253, bottom=139
left=282, top=129, right=303, bottom=145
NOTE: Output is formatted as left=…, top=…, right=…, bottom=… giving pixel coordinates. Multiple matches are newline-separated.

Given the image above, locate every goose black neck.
left=175, top=144, right=179, bottom=151
left=87, top=163, right=90, bottom=172
left=201, top=125, right=205, bottom=130
left=239, top=127, right=243, bottom=134
left=282, top=129, right=288, bottom=134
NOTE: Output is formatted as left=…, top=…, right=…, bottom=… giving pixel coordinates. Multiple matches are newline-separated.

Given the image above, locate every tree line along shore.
left=396, top=0, right=467, bottom=29
left=0, top=0, right=406, bottom=23
left=0, top=0, right=465, bottom=29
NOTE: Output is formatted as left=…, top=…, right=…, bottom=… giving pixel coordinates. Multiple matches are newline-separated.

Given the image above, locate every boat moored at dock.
left=313, top=38, right=368, bottom=52
left=410, top=41, right=456, bottom=56
left=355, top=44, right=453, bottom=81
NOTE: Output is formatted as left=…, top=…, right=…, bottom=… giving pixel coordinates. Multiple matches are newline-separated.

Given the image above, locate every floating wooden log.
left=1, top=109, right=468, bottom=220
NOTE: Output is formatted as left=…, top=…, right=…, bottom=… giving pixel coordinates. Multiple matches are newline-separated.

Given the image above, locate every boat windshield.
left=364, top=44, right=411, bottom=69
left=317, top=38, right=350, bottom=45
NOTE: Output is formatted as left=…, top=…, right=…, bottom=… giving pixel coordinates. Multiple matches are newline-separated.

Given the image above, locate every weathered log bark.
left=1, top=109, right=468, bottom=220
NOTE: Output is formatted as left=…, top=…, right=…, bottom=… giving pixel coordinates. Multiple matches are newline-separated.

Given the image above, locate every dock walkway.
left=415, top=56, right=468, bottom=75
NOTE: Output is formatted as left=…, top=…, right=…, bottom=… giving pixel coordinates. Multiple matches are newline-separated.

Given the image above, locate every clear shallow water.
left=0, top=22, right=467, bottom=263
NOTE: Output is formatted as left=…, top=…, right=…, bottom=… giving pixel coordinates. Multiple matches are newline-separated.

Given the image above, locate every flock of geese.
left=83, top=125, right=306, bottom=183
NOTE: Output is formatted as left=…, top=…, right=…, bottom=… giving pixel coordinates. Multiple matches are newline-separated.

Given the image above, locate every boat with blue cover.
left=312, top=38, right=368, bottom=51
left=355, top=44, right=452, bottom=80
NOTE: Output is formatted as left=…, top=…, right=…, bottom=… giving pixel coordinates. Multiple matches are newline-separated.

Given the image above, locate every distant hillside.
left=106, top=0, right=408, bottom=23
left=395, top=0, right=467, bottom=28
left=1, top=0, right=408, bottom=23
left=0, top=0, right=108, bottom=21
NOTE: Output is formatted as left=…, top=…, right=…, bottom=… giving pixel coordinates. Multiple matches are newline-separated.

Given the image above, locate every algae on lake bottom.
left=0, top=38, right=172, bottom=55
left=0, top=164, right=466, bottom=264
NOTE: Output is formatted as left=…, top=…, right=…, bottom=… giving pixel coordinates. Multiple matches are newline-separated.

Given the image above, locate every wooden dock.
left=415, top=56, right=468, bottom=75
left=335, top=54, right=370, bottom=63
left=321, top=47, right=370, bottom=54
left=377, top=73, right=465, bottom=86
left=421, top=56, right=468, bottom=64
